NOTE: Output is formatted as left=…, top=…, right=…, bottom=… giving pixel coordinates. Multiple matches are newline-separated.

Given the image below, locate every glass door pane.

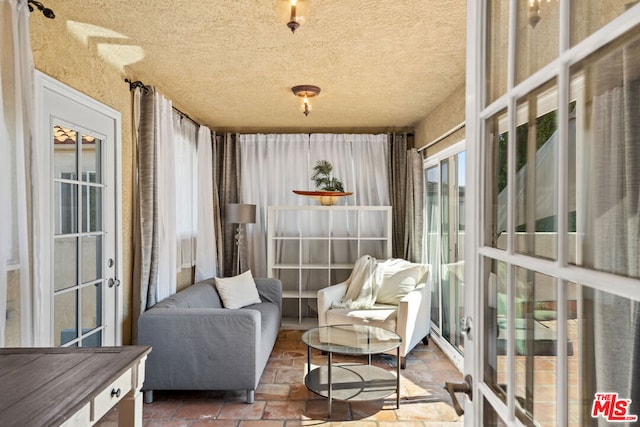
left=425, top=165, right=440, bottom=330
left=53, top=124, right=104, bottom=347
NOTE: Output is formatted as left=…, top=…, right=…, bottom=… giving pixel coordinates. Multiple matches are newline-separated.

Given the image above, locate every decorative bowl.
left=293, top=190, right=353, bottom=206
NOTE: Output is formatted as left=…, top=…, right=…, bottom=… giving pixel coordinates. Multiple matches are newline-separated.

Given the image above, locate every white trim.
left=417, top=122, right=465, bottom=152
left=464, top=0, right=483, bottom=423
left=423, top=139, right=466, bottom=167
left=35, top=71, right=122, bottom=346
left=430, top=333, right=464, bottom=372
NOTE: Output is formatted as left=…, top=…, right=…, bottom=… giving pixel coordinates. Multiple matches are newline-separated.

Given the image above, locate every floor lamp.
left=225, top=203, right=256, bottom=276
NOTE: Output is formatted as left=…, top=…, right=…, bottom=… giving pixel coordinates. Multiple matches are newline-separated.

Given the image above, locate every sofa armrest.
left=317, top=282, right=347, bottom=326
left=255, top=278, right=282, bottom=310
left=138, top=307, right=261, bottom=390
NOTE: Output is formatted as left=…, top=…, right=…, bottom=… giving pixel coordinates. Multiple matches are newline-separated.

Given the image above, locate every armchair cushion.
left=376, top=265, right=429, bottom=305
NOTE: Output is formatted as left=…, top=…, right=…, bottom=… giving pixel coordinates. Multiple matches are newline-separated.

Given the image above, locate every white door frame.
left=33, top=71, right=122, bottom=346
left=423, top=139, right=466, bottom=372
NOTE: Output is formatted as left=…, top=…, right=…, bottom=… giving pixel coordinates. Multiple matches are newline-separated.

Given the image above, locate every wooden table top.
left=0, top=346, right=151, bottom=427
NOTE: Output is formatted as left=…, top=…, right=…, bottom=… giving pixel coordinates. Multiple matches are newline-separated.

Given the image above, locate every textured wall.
left=414, top=82, right=466, bottom=156
left=30, top=14, right=135, bottom=344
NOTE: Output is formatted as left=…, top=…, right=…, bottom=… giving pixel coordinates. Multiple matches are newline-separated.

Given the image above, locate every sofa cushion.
left=326, top=304, right=398, bottom=331
left=153, top=280, right=222, bottom=309
left=215, top=270, right=262, bottom=309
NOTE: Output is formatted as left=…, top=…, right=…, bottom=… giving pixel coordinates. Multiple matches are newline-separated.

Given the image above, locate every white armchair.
left=317, top=262, right=432, bottom=368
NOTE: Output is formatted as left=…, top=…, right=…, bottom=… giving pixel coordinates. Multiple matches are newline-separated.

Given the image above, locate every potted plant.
left=311, top=160, right=344, bottom=192
left=293, top=160, right=352, bottom=205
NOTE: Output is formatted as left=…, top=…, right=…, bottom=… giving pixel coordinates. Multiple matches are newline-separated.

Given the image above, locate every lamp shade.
left=226, top=203, right=256, bottom=224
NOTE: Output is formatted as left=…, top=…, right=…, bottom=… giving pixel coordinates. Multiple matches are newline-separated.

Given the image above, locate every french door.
left=424, top=143, right=466, bottom=370
left=36, top=72, right=121, bottom=347
left=465, top=1, right=640, bottom=426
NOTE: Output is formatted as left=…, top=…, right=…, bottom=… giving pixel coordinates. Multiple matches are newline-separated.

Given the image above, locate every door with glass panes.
left=463, top=1, right=640, bottom=425
left=424, top=144, right=466, bottom=369
left=38, top=73, right=120, bottom=347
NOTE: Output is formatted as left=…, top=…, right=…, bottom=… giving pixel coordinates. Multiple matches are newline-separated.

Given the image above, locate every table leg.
left=307, top=345, right=311, bottom=376
left=118, top=388, right=143, bottom=427
left=396, top=347, right=401, bottom=409
left=327, top=351, right=332, bottom=419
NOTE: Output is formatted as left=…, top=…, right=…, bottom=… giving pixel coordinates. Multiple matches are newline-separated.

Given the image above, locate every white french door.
left=35, top=72, right=121, bottom=347
left=465, top=1, right=640, bottom=426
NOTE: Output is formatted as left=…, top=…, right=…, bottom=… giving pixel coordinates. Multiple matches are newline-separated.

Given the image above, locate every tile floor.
left=97, top=330, right=464, bottom=426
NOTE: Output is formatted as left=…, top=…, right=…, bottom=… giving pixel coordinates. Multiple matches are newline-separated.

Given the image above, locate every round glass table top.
left=302, top=324, right=402, bottom=355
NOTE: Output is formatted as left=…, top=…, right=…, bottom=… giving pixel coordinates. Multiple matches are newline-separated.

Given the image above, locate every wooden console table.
left=0, top=346, right=151, bottom=427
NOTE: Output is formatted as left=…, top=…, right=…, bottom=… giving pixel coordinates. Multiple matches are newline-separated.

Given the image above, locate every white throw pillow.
left=376, top=263, right=429, bottom=305
left=215, top=270, right=261, bottom=309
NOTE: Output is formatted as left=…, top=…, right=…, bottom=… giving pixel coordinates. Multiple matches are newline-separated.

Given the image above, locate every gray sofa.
left=138, top=277, right=282, bottom=403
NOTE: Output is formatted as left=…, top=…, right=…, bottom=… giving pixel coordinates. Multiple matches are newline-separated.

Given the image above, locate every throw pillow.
left=214, top=270, right=261, bottom=309
left=376, top=263, right=429, bottom=305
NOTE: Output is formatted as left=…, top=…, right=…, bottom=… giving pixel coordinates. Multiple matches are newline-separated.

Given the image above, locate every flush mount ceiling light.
left=292, top=85, right=320, bottom=116
left=277, top=0, right=309, bottom=33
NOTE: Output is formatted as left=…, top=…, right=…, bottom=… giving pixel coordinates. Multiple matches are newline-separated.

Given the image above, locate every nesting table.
left=301, top=324, right=401, bottom=418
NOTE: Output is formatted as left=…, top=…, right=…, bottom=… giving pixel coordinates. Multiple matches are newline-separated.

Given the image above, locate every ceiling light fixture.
left=528, top=0, right=541, bottom=28
left=528, top=0, right=556, bottom=29
left=277, top=0, right=309, bottom=33
left=292, top=85, right=320, bottom=116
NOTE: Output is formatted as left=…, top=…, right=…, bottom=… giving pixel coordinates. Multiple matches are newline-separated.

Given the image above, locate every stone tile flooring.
left=97, top=330, right=464, bottom=426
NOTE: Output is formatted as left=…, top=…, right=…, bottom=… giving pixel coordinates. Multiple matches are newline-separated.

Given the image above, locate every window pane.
left=513, top=268, right=558, bottom=427
left=425, top=166, right=440, bottom=329
left=53, top=125, right=76, bottom=179
left=82, top=185, right=102, bottom=233
left=485, top=109, right=508, bottom=250
left=81, top=283, right=101, bottom=332
left=55, top=291, right=77, bottom=346
left=569, top=26, right=640, bottom=279
left=486, top=0, right=510, bottom=104
left=571, top=0, right=632, bottom=46
left=54, top=237, right=77, bottom=291
left=81, top=235, right=102, bottom=284
left=484, top=257, right=507, bottom=402
left=516, top=1, right=559, bottom=84
left=55, top=182, right=77, bottom=235
left=514, top=80, right=558, bottom=260
left=81, top=134, right=101, bottom=183
left=573, top=283, right=640, bottom=425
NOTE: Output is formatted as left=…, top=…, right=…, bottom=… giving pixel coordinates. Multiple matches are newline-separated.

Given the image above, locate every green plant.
left=311, top=160, right=344, bottom=192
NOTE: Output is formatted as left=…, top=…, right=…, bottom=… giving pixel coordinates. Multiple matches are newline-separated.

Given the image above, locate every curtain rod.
left=417, top=121, right=465, bottom=152
left=124, top=78, right=201, bottom=127
left=28, top=0, right=55, bottom=19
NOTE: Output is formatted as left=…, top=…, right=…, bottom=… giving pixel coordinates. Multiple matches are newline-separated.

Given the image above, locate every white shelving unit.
left=267, top=205, right=392, bottom=328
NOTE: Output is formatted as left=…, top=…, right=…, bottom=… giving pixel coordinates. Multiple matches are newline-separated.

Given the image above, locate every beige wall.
left=30, top=17, right=136, bottom=344
left=413, top=82, right=466, bottom=157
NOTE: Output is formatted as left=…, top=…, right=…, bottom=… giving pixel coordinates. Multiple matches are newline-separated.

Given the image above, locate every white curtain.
left=173, top=114, right=198, bottom=269
left=155, top=94, right=176, bottom=302
left=195, top=126, right=217, bottom=281
left=240, top=134, right=310, bottom=276
left=309, top=134, right=390, bottom=206
left=240, top=134, right=390, bottom=277
left=0, top=0, right=33, bottom=346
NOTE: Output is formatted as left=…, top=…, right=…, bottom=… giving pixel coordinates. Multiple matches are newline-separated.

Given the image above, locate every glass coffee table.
left=301, top=324, right=402, bottom=418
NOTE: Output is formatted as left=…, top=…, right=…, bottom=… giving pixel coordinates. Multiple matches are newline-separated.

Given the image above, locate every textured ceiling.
left=51, top=0, right=467, bottom=132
